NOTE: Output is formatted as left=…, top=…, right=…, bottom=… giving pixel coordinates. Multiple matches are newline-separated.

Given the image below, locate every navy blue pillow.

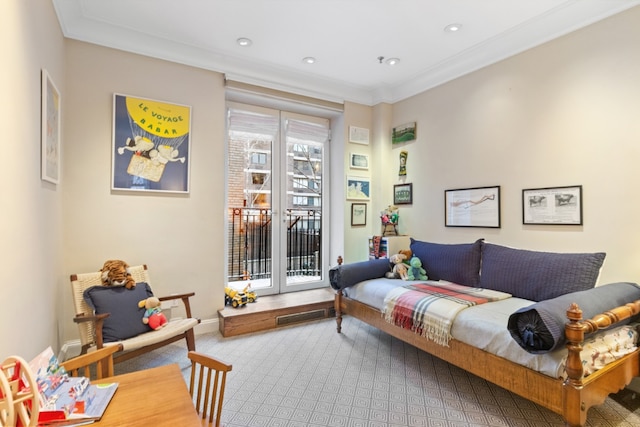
left=479, top=243, right=606, bottom=301
left=409, top=238, right=483, bottom=286
left=508, top=282, right=640, bottom=353
left=83, top=282, right=154, bottom=342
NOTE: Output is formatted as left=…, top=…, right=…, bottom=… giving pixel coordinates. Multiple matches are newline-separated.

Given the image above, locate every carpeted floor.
left=115, top=316, right=640, bottom=426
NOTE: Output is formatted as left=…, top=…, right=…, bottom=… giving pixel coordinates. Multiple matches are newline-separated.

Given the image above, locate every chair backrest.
left=188, top=351, right=232, bottom=427
left=70, top=265, right=151, bottom=348
left=60, top=345, right=121, bottom=380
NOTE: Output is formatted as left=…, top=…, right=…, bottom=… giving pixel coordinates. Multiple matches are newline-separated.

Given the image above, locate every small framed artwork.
left=41, top=69, right=61, bottom=184
left=445, top=185, right=501, bottom=228
left=349, top=126, right=369, bottom=145
left=351, top=203, right=367, bottom=226
left=522, top=185, right=583, bottom=225
left=350, top=153, right=369, bottom=170
left=393, top=183, right=413, bottom=205
left=346, top=176, right=371, bottom=200
left=392, top=122, right=417, bottom=144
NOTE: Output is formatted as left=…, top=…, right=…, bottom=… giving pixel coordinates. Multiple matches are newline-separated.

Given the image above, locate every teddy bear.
left=101, top=259, right=136, bottom=289
left=138, top=297, right=168, bottom=330
left=407, top=256, right=428, bottom=281
left=398, top=248, right=412, bottom=261
left=385, top=253, right=409, bottom=280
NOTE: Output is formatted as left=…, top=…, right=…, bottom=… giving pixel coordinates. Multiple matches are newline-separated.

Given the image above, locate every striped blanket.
left=383, top=281, right=511, bottom=346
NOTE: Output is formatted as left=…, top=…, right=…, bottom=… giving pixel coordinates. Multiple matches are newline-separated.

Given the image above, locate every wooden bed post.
left=335, top=256, right=344, bottom=333
left=564, top=303, right=586, bottom=388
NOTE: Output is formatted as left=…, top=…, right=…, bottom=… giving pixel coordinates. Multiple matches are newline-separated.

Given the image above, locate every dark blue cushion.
left=329, top=259, right=391, bottom=290
left=409, top=238, right=483, bottom=286
left=508, top=282, right=640, bottom=353
left=83, top=282, right=154, bottom=342
left=479, top=243, right=605, bottom=301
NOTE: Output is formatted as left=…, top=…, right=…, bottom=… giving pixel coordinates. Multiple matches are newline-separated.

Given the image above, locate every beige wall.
left=379, top=7, right=640, bottom=285
left=61, top=41, right=226, bottom=344
left=1, top=0, right=65, bottom=359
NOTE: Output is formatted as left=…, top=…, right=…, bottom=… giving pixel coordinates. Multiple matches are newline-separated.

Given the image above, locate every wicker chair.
left=70, top=264, right=200, bottom=365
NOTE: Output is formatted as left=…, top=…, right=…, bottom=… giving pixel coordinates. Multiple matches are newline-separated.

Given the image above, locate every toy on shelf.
left=380, top=205, right=399, bottom=236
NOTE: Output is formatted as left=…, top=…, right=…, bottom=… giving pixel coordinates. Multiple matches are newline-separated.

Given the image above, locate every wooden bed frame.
left=334, top=289, right=640, bottom=426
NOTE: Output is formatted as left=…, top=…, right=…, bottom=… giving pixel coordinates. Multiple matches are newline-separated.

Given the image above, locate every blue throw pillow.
left=409, top=238, right=483, bottom=286
left=83, top=282, right=154, bottom=342
left=479, top=243, right=606, bottom=301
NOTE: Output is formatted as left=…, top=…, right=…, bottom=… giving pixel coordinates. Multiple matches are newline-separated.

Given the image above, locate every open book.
left=29, top=347, right=118, bottom=425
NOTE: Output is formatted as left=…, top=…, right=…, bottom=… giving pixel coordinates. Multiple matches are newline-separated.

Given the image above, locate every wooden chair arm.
left=74, top=313, right=109, bottom=349
left=73, top=313, right=110, bottom=323
left=158, top=292, right=196, bottom=319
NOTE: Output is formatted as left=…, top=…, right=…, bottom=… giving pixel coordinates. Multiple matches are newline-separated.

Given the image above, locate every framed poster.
left=522, top=185, right=583, bottom=225
left=112, top=94, right=191, bottom=193
left=351, top=203, right=367, bottom=226
left=393, top=183, right=413, bottom=205
left=349, top=126, right=369, bottom=145
left=346, top=176, right=370, bottom=200
left=41, top=69, right=61, bottom=184
left=445, top=186, right=501, bottom=228
left=349, top=153, right=369, bottom=170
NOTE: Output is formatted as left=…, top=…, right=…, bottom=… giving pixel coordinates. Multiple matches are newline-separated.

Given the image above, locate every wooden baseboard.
left=218, top=288, right=335, bottom=337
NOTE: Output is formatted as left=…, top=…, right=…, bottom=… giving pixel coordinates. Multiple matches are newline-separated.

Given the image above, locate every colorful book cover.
left=29, top=347, right=118, bottom=424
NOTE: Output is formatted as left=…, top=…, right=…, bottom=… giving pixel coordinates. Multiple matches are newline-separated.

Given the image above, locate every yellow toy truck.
left=224, top=286, right=248, bottom=308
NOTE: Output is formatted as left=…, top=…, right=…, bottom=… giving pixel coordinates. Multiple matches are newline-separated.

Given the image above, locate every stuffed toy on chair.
left=138, top=297, right=168, bottom=330
left=407, top=256, right=428, bottom=281
left=385, top=253, right=409, bottom=280
left=100, top=259, right=136, bottom=289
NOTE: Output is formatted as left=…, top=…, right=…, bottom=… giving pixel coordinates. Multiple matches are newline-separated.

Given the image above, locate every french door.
left=226, top=102, right=329, bottom=295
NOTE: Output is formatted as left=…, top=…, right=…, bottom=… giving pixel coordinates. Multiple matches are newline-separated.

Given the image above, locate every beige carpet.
left=115, top=316, right=640, bottom=426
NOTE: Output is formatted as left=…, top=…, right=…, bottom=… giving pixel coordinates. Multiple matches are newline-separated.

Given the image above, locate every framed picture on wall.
left=41, top=69, right=61, bottom=184
left=393, top=183, right=413, bottom=205
left=349, top=126, right=369, bottom=145
left=522, top=185, right=583, bottom=225
left=392, top=122, right=416, bottom=144
left=351, top=203, right=367, bottom=226
left=112, top=94, right=191, bottom=193
left=349, top=153, right=369, bottom=170
left=346, top=176, right=370, bottom=200
left=445, top=185, right=501, bottom=228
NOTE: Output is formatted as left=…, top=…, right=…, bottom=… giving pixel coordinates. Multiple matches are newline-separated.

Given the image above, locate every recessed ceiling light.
left=302, top=57, right=316, bottom=64
left=385, top=58, right=400, bottom=66
left=444, top=23, right=462, bottom=33
left=237, top=37, right=252, bottom=47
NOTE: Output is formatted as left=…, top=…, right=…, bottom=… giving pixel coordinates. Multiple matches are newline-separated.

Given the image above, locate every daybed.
left=330, top=239, right=640, bottom=427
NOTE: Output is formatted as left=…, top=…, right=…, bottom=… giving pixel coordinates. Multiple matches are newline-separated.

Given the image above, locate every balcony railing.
left=228, top=207, right=321, bottom=283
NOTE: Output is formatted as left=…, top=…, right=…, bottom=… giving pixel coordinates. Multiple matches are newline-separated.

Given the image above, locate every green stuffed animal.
left=407, top=256, right=428, bottom=281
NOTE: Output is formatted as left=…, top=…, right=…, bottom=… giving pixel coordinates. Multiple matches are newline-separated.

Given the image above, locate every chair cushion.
left=83, top=282, right=154, bottom=342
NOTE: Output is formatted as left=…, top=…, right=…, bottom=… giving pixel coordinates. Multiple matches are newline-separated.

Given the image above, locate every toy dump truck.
left=224, top=286, right=248, bottom=308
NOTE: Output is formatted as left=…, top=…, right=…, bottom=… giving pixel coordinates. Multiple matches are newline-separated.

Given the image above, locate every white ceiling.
left=52, top=0, right=639, bottom=106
